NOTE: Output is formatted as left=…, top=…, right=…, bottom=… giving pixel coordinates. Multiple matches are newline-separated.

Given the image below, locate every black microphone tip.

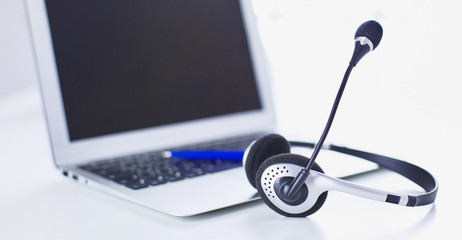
left=355, top=20, right=383, bottom=50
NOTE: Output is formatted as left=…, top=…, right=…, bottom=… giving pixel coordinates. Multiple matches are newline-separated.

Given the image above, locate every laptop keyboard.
left=79, top=134, right=261, bottom=190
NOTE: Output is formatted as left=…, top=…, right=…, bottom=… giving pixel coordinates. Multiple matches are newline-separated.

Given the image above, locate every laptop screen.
left=45, top=0, right=262, bottom=141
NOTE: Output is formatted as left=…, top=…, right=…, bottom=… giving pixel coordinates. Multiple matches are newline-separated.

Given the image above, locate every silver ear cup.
left=255, top=153, right=328, bottom=217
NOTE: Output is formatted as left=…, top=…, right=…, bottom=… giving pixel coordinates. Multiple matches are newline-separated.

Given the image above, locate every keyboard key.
left=109, top=171, right=133, bottom=181
left=146, top=176, right=168, bottom=186
left=125, top=179, right=149, bottom=190
left=164, top=171, right=184, bottom=182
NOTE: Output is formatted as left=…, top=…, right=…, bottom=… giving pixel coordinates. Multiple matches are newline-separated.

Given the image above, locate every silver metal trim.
left=355, top=36, right=373, bottom=51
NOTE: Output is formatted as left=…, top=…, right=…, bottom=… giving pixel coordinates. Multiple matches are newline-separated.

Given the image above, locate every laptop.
left=26, top=0, right=375, bottom=216
left=26, top=0, right=277, bottom=216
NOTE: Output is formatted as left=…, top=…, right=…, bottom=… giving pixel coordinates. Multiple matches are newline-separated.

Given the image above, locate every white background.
left=1, top=0, right=461, bottom=239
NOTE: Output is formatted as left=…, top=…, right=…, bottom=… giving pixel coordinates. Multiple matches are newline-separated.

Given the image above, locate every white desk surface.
left=2, top=1, right=462, bottom=239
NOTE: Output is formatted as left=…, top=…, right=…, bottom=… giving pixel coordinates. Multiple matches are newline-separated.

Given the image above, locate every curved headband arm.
left=289, top=141, right=438, bottom=206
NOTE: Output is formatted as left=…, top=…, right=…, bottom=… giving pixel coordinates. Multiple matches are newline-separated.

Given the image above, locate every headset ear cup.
left=255, top=153, right=328, bottom=217
left=244, top=134, right=291, bottom=188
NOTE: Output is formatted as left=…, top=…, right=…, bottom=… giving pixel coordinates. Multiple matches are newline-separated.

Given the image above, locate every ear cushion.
left=255, top=153, right=328, bottom=217
left=244, top=134, right=291, bottom=188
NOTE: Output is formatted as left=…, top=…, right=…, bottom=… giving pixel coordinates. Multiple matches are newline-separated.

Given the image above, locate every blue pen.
left=162, top=150, right=245, bottom=161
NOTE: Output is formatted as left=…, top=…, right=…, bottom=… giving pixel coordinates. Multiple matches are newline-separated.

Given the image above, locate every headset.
left=242, top=134, right=438, bottom=217
left=168, top=20, right=438, bottom=217
left=240, top=20, right=438, bottom=217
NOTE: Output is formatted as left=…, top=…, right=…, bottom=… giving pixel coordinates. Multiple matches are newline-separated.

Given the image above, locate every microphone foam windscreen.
left=355, top=20, right=383, bottom=50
